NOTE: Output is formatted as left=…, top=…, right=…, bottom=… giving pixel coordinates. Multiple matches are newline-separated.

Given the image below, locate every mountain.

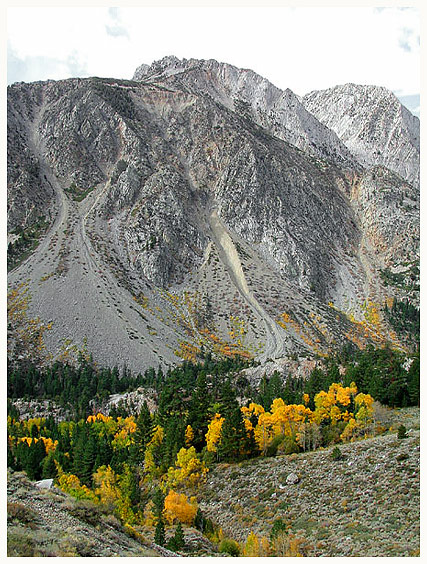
left=302, top=83, right=420, bottom=189
left=7, top=57, right=419, bottom=372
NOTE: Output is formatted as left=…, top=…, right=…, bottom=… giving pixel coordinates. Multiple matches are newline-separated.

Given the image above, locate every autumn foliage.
left=164, top=490, right=198, bottom=525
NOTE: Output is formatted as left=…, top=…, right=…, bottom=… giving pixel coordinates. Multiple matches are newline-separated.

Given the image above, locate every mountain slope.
left=7, top=60, right=419, bottom=371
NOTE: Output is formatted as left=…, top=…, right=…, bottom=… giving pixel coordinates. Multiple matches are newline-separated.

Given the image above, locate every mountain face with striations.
left=7, top=56, right=419, bottom=373
left=303, top=83, right=420, bottom=189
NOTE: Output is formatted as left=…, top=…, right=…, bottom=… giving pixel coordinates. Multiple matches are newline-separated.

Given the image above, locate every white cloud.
left=7, top=6, right=420, bottom=97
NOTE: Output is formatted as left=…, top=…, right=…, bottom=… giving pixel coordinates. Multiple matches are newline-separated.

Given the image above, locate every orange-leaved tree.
left=163, top=490, right=198, bottom=525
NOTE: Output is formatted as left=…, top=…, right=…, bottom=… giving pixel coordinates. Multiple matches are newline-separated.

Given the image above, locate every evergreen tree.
left=17, top=439, right=46, bottom=480
left=41, top=451, right=58, bottom=479
left=160, top=415, right=185, bottom=471
left=94, top=435, right=113, bottom=470
left=217, top=405, right=248, bottom=462
left=80, top=432, right=97, bottom=486
left=71, top=425, right=87, bottom=479
left=152, top=487, right=165, bottom=520
left=130, top=402, right=154, bottom=464
left=168, top=521, right=185, bottom=551
left=187, top=373, right=212, bottom=450
left=155, top=518, right=166, bottom=546
left=408, top=354, right=420, bottom=406
left=7, top=441, right=17, bottom=470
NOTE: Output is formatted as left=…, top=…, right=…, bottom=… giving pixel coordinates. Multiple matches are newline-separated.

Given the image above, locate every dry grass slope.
left=198, top=407, right=420, bottom=557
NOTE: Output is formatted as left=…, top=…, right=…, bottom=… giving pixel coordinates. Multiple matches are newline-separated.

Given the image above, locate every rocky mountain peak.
left=133, top=56, right=359, bottom=170
left=303, top=83, right=420, bottom=187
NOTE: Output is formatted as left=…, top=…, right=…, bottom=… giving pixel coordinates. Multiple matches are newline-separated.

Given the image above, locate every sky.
left=5, top=4, right=422, bottom=117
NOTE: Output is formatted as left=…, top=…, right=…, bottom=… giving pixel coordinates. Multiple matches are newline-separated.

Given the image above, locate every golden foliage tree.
left=165, top=446, right=208, bottom=490
left=163, top=490, right=198, bottom=525
left=205, top=414, right=224, bottom=453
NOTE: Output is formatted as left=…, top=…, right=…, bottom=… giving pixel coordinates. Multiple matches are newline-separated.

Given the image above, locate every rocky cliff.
left=7, top=58, right=419, bottom=372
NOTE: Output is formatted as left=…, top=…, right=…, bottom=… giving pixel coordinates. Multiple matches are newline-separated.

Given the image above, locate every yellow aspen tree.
left=40, top=436, right=58, bottom=454
left=164, top=490, right=197, bottom=525
left=205, top=414, right=224, bottom=453
left=340, top=416, right=359, bottom=442
left=93, top=465, right=122, bottom=509
left=354, top=392, right=374, bottom=435
left=241, top=402, right=265, bottom=419
left=165, top=446, right=208, bottom=489
left=259, top=536, right=271, bottom=556
left=271, top=397, right=286, bottom=414
left=111, top=416, right=137, bottom=449
left=144, top=425, right=164, bottom=478
left=142, top=500, right=156, bottom=527
left=185, top=424, right=194, bottom=447
left=243, top=531, right=260, bottom=556
left=254, top=411, right=274, bottom=454
left=313, top=390, right=331, bottom=424
left=58, top=472, right=98, bottom=502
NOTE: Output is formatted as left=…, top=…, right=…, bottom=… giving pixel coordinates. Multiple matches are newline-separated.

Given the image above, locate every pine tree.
left=408, top=354, right=420, bottom=406
left=7, top=440, right=17, bottom=470
left=41, top=451, right=58, bottom=479
left=152, top=487, right=165, bottom=520
left=155, top=518, right=166, bottom=546
left=80, top=432, right=97, bottom=486
left=160, top=415, right=185, bottom=471
left=187, top=373, right=212, bottom=450
left=19, top=439, right=46, bottom=480
left=130, top=401, right=154, bottom=464
left=71, top=425, right=87, bottom=479
left=168, top=521, right=185, bottom=551
left=217, top=405, right=248, bottom=462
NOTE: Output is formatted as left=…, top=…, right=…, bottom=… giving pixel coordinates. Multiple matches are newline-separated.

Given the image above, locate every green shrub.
left=219, top=538, right=240, bottom=556
left=64, top=499, right=110, bottom=527
left=270, top=517, right=287, bottom=540
left=331, top=446, right=343, bottom=461
left=397, top=424, right=408, bottom=439
left=7, top=530, right=38, bottom=556
left=266, top=434, right=284, bottom=456
left=280, top=436, right=300, bottom=455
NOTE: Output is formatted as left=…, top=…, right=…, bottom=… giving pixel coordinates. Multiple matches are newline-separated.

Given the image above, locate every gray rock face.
left=302, top=83, right=420, bottom=188
left=7, top=82, right=55, bottom=230
left=7, top=59, right=419, bottom=372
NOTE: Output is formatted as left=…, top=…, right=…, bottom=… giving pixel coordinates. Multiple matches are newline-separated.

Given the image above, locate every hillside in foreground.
left=198, top=407, right=420, bottom=557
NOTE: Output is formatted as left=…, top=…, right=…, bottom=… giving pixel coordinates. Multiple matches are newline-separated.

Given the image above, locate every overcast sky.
left=7, top=4, right=421, bottom=116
